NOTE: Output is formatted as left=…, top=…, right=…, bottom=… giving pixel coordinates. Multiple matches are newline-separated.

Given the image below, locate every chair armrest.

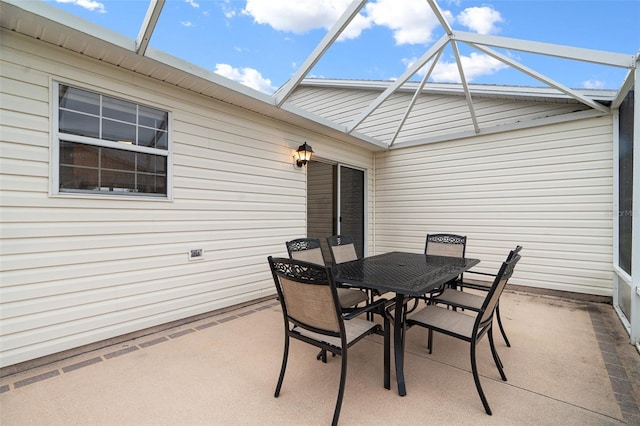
left=343, top=298, right=389, bottom=320
left=454, top=270, right=495, bottom=291
left=464, top=270, right=497, bottom=277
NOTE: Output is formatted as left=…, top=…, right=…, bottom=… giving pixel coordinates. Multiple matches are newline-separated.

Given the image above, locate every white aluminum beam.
left=346, top=35, right=449, bottom=133
left=388, top=50, right=443, bottom=147
left=451, top=40, right=480, bottom=133
left=612, top=52, right=639, bottom=109
left=274, top=0, right=368, bottom=107
left=136, top=0, right=165, bottom=55
left=452, top=31, right=636, bottom=68
left=427, top=0, right=453, bottom=35
left=470, top=42, right=610, bottom=113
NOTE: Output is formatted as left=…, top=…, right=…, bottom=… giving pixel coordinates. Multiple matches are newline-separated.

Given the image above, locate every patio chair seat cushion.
left=337, top=288, right=368, bottom=308
left=409, top=305, right=475, bottom=339
left=294, top=318, right=379, bottom=348
left=434, top=288, right=485, bottom=311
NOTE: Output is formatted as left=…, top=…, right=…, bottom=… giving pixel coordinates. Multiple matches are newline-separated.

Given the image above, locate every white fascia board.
left=298, top=79, right=617, bottom=101
left=452, top=31, right=636, bottom=68
left=143, top=46, right=275, bottom=105
left=391, top=109, right=609, bottom=149
left=1, top=0, right=135, bottom=51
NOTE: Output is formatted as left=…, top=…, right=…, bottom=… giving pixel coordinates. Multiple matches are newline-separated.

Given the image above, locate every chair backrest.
left=268, top=256, right=342, bottom=336
left=507, top=245, right=523, bottom=261
left=478, top=251, right=521, bottom=325
left=326, top=235, right=359, bottom=264
left=286, top=238, right=326, bottom=266
left=425, top=234, right=467, bottom=258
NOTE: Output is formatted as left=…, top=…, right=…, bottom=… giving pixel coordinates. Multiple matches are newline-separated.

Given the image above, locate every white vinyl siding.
left=374, top=116, right=614, bottom=296
left=0, top=31, right=373, bottom=368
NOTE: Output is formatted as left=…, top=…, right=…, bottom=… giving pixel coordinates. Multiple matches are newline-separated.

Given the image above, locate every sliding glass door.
left=338, top=164, right=365, bottom=258
left=307, top=161, right=365, bottom=258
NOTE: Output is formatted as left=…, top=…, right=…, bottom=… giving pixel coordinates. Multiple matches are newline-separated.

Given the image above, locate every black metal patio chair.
left=268, top=256, right=390, bottom=426
left=286, top=238, right=369, bottom=310
left=432, top=245, right=523, bottom=348
left=406, top=251, right=522, bottom=415
left=326, top=235, right=388, bottom=318
left=408, top=233, right=468, bottom=314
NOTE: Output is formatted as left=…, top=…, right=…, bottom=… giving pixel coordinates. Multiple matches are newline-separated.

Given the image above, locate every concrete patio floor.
left=1, top=289, right=639, bottom=425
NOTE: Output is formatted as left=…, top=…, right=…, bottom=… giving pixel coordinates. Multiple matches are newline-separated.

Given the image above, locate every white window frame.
left=51, top=82, right=172, bottom=199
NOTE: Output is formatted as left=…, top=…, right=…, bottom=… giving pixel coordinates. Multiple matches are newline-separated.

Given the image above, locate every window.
left=54, top=84, right=170, bottom=197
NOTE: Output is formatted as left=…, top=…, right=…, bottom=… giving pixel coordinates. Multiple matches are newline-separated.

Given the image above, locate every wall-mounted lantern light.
left=294, top=142, right=313, bottom=168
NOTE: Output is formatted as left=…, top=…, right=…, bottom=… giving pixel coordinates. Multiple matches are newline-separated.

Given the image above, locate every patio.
left=1, top=289, right=638, bottom=425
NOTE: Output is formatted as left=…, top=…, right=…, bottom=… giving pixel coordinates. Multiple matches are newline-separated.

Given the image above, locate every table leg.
left=394, top=293, right=407, bottom=396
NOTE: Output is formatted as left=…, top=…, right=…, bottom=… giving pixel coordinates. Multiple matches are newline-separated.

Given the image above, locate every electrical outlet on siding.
left=188, top=248, right=204, bottom=261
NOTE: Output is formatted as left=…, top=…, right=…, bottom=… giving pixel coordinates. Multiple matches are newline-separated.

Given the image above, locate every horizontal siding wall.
left=374, top=116, right=614, bottom=295
left=0, top=31, right=373, bottom=368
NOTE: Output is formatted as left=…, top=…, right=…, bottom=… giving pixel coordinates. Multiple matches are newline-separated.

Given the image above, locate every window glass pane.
left=138, top=127, right=168, bottom=149
left=60, top=165, right=99, bottom=190
left=102, top=118, right=136, bottom=144
left=59, top=85, right=100, bottom=115
left=137, top=152, right=167, bottom=174
left=139, top=105, right=168, bottom=130
left=101, top=145, right=136, bottom=170
left=59, top=110, right=100, bottom=138
left=101, top=170, right=136, bottom=192
left=103, top=96, right=136, bottom=123
left=60, top=141, right=99, bottom=167
left=138, top=173, right=167, bottom=194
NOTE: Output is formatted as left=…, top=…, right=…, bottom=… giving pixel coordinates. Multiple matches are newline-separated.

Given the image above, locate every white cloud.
left=409, top=52, right=508, bottom=83
left=242, top=0, right=371, bottom=41
left=365, top=0, right=452, bottom=45
left=457, top=6, right=503, bottom=35
left=55, top=0, right=105, bottom=13
left=214, top=64, right=278, bottom=94
left=583, top=79, right=605, bottom=89
left=185, top=0, right=199, bottom=8
left=181, top=21, right=194, bottom=27
left=244, top=0, right=347, bottom=33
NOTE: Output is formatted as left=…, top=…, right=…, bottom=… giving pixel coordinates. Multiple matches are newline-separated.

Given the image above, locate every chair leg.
left=495, top=304, right=511, bottom=347
left=488, top=328, right=507, bottom=381
left=317, top=349, right=328, bottom=363
left=384, top=314, right=391, bottom=390
left=275, top=335, right=290, bottom=397
left=427, top=328, right=433, bottom=354
left=332, top=347, right=348, bottom=426
left=470, top=339, right=492, bottom=415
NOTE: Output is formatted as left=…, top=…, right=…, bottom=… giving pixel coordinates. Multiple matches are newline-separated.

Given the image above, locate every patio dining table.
left=333, top=251, right=480, bottom=396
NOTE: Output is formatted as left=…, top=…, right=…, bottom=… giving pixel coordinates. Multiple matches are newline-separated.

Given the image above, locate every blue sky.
left=49, top=0, right=639, bottom=94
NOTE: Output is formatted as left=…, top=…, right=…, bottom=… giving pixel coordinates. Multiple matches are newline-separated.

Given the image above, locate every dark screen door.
left=307, top=161, right=365, bottom=258
left=338, top=164, right=365, bottom=258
